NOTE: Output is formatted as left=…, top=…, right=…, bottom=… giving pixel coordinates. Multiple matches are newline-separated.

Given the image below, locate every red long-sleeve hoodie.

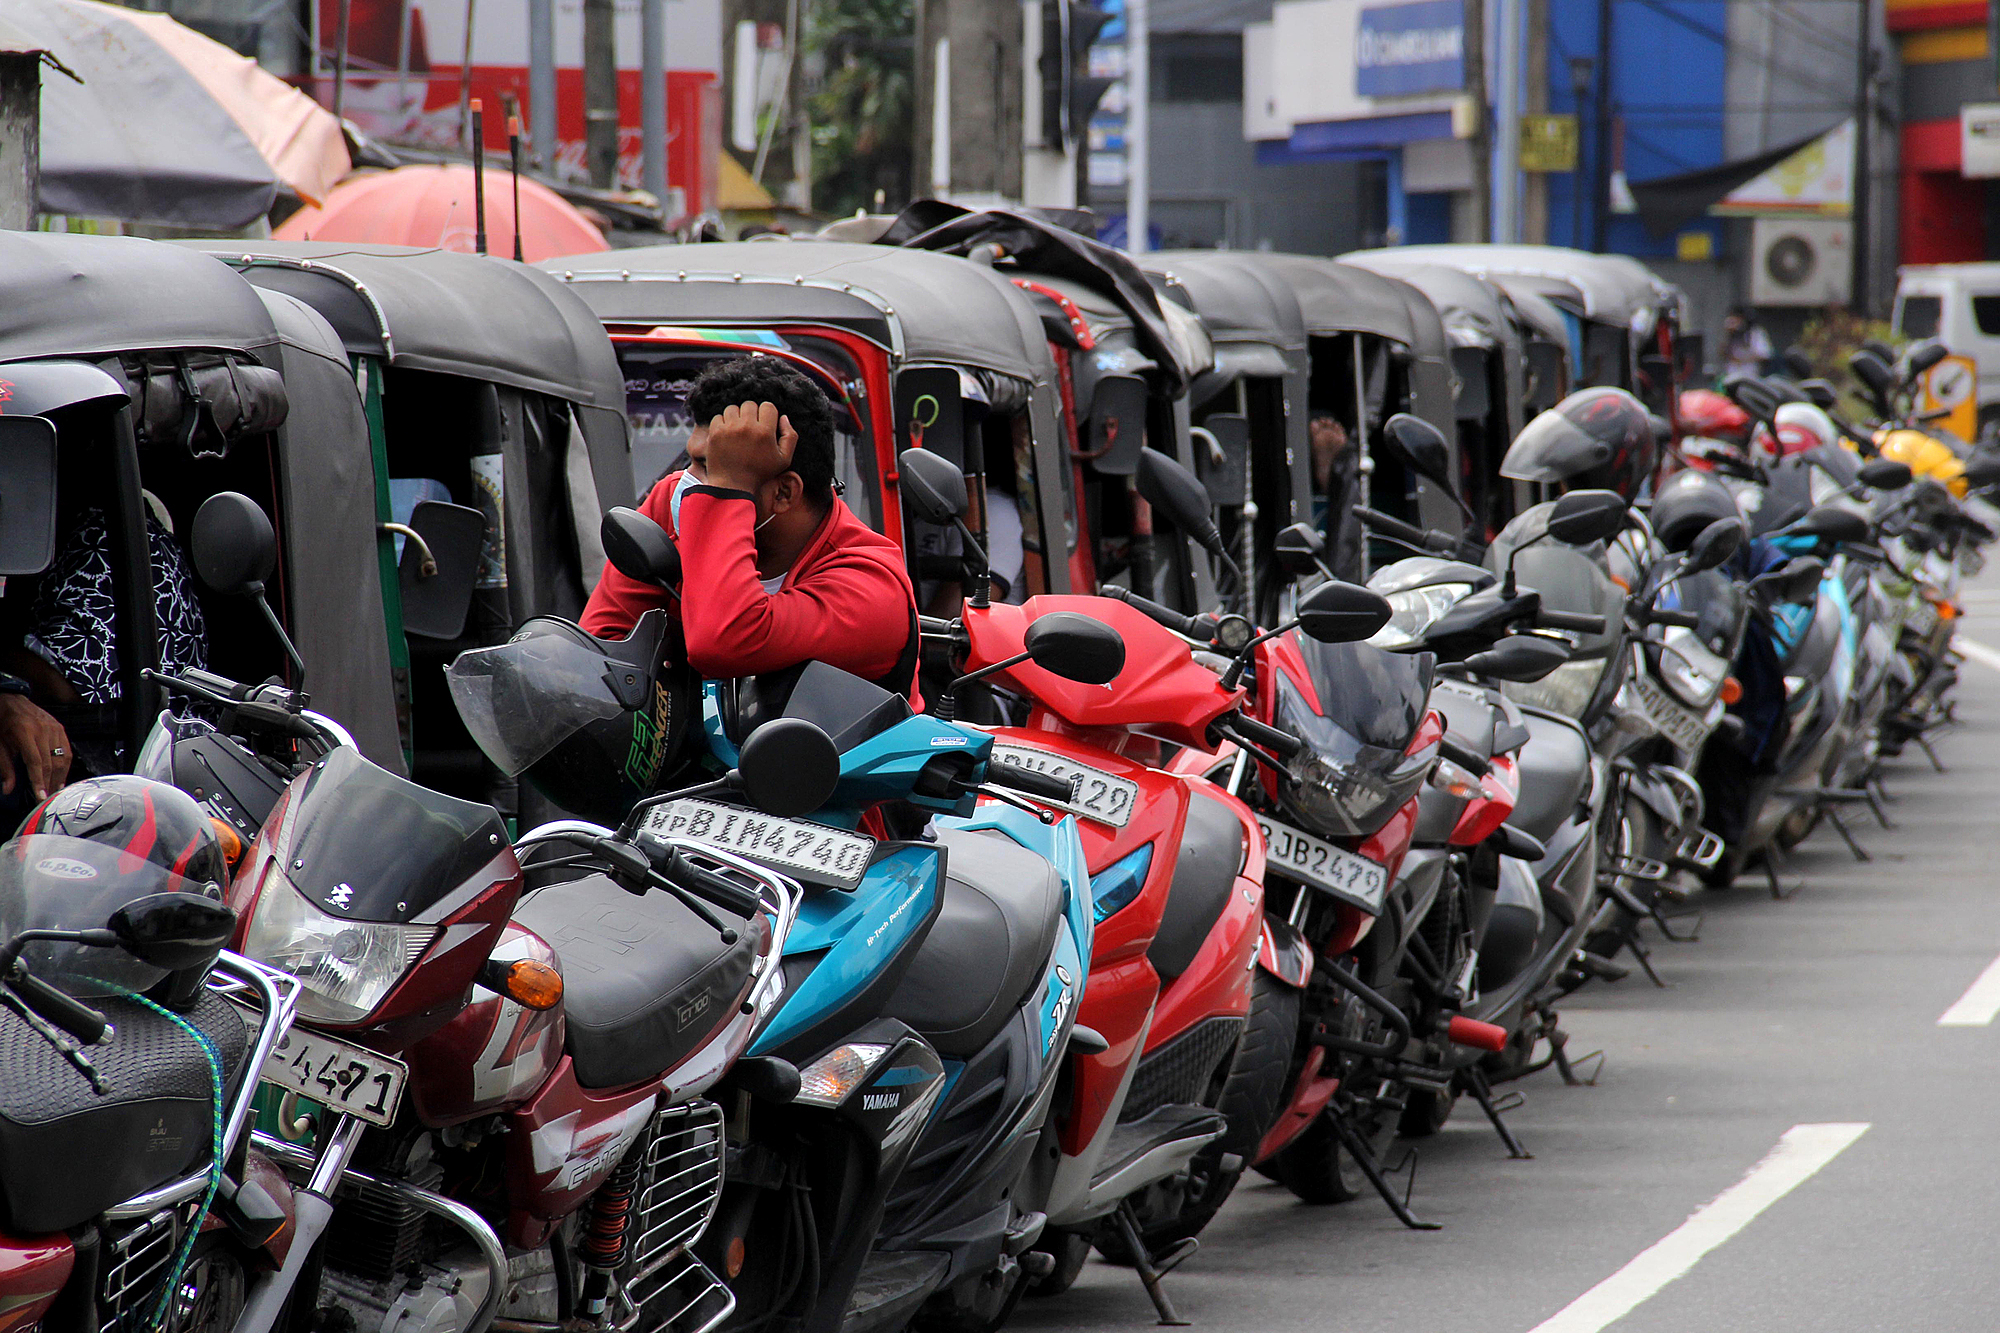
left=582, top=475, right=921, bottom=703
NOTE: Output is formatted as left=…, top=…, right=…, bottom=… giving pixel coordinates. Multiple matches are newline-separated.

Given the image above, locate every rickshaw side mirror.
left=399, top=501, right=485, bottom=641
left=896, top=448, right=968, bottom=524
left=191, top=492, right=278, bottom=596
left=601, top=507, right=683, bottom=588
left=1084, top=375, right=1149, bottom=476
left=0, top=417, right=58, bottom=576
left=1383, top=414, right=1458, bottom=497
left=1136, top=447, right=1226, bottom=556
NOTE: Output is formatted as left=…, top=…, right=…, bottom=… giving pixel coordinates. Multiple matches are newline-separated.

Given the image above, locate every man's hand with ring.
left=702, top=401, right=799, bottom=494
left=0, top=694, right=71, bottom=799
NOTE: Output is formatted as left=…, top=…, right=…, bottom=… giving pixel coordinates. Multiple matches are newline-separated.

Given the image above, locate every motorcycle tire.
left=1268, top=1107, right=1385, bottom=1205
left=1398, top=1084, right=1459, bottom=1137
left=1104, top=973, right=1301, bottom=1254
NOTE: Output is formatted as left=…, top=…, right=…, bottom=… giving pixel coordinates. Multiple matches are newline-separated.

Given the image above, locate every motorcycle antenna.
left=470, top=99, right=488, bottom=256
left=507, top=113, right=526, bottom=262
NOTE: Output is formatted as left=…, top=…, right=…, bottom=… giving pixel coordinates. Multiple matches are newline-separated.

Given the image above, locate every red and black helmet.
left=25, top=776, right=231, bottom=893
left=1502, top=387, right=1659, bottom=502
left=1678, top=388, right=1750, bottom=442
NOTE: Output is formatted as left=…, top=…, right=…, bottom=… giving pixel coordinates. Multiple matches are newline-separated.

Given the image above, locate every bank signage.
left=1355, top=0, right=1466, bottom=98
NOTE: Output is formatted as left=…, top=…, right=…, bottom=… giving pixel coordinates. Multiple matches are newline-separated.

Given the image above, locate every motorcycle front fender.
left=1257, top=914, right=1313, bottom=989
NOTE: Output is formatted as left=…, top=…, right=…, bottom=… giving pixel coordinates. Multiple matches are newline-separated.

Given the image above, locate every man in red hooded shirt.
left=583, top=356, right=921, bottom=702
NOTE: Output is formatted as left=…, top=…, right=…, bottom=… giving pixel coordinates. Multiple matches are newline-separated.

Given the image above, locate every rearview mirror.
left=1024, top=612, right=1126, bottom=684
left=1722, top=374, right=1782, bottom=425
left=1906, top=340, right=1948, bottom=377
left=190, top=492, right=278, bottom=596
left=1778, top=348, right=1814, bottom=382
left=1799, top=378, right=1838, bottom=409
left=1963, top=452, right=2000, bottom=490
left=1274, top=522, right=1326, bottom=579
left=398, top=500, right=484, bottom=641
left=1545, top=489, right=1630, bottom=546
left=1136, top=447, right=1226, bottom=556
left=1750, top=555, right=1826, bottom=605
left=1295, top=580, right=1393, bottom=644
left=1847, top=349, right=1896, bottom=406
left=1785, top=504, right=1871, bottom=545
left=1084, top=374, right=1149, bottom=476
left=0, top=417, right=58, bottom=576
left=601, top=507, right=682, bottom=588
left=1856, top=458, right=1912, bottom=491
left=107, top=892, right=237, bottom=971
left=1383, top=413, right=1457, bottom=496
left=736, top=717, right=840, bottom=818
left=1682, top=518, right=1745, bottom=575
left=1464, top=634, right=1573, bottom=683
left=896, top=448, right=968, bottom=524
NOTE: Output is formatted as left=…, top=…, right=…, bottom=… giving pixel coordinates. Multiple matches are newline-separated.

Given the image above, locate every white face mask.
left=674, top=467, right=778, bottom=533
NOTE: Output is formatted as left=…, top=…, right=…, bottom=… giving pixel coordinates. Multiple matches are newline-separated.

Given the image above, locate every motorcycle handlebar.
left=987, top=760, right=1078, bottom=804
left=1099, top=584, right=1215, bottom=641
left=1220, top=712, right=1306, bottom=761
left=1435, top=736, right=1491, bottom=778
left=1352, top=505, right=1430, bottom=547
left=9, top=971, right=110, bottom=1045
left=1536, top=609, right=1607, bottom=635
left=1647, top=608, right=1701, bottom=630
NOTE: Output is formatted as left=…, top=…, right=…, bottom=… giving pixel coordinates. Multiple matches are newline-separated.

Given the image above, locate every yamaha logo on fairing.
left=862, top=1091, right=901, bottom=1111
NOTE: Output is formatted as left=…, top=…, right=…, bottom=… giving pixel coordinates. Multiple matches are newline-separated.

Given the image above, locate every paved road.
left=1013, top=579, right=2000, bottom=1333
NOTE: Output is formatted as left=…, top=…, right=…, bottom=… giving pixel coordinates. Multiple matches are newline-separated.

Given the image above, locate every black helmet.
left=1648, top=469, right=1746, bottom=553
left=5, top=777, right=234, bottom=1008
left=1502, top=387, right=1658, bottom=501
left=446, top=610, right=694, bottom=824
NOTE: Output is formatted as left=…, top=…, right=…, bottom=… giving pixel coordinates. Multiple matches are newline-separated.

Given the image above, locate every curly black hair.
left=686, top=355, right=838, bottom=504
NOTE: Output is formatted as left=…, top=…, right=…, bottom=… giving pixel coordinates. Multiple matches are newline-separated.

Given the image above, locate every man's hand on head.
left=703, top=401, right=799, bottom=494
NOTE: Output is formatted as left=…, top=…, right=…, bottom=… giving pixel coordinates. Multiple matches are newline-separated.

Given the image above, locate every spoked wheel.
left=169, top=1238, right=250, bottom=1333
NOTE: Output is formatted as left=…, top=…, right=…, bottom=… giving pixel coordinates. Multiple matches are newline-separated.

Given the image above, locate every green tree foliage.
left=806, top=0, right=914, bottom=217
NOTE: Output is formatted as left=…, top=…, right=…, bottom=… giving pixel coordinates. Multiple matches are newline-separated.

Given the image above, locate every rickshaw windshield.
left=615, top=335, right=879, bottom=527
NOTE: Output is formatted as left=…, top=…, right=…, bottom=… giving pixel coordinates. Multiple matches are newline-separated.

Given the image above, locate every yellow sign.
left=1676, top=231, right=1714, bottom=262
left=1520, top=115, right=1579, bottom=172
left=1922, top=354, right=1980, bottom=446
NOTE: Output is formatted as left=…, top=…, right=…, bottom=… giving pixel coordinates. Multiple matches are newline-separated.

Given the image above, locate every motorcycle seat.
left=515, top=873, right=760, bottom=1091
left=879, top=827, right=1063, bottom=1059
left=1509, top=707, right=1593, bottom=845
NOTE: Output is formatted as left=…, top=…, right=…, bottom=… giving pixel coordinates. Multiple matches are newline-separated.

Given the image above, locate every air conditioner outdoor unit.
left=1749, top=216, right=1851, bottom=307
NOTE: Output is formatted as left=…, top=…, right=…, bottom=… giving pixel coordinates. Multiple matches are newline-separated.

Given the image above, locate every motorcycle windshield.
left=1272, top=641, right=1436, bottom=839
left=0, top=835, right=216, bottom=997
left=447, top=633, right=633, bottom=777
left=1293, top=637, right=1434, bottom=753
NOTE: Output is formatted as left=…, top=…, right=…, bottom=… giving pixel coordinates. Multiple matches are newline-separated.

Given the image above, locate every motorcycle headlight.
left=1655, top=626, right=1728, bottom=708
left=241, top=878, right=436, bottom=1024
left=1282, top=751, right=1396, bottom=835
left=1368, top=584, right=1474, bottom=650
left=1501, top=658, right=1606, bottom=719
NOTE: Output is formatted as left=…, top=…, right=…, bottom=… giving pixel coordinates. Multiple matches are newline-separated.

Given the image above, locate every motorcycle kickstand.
left=1916, top=732, right=1945, bottom=773
left=1650, top=903, right=1702, bottom=943
left=1763, top=848, right=1798, bottom=901
left=1865, top=780, right=1896, bottom=829
left=1461, top=1070, right=1533, bottom=1160
left=1536, top=1007, right=1603, bottom=1086
left=1110, top=1201, right=1192, bottom=1327
left=1326, top=1111, right=1441, bottom=1231
left=1624, top=933, right=1668, bottom=988
left=1822, top=806, right=1871, bottom=863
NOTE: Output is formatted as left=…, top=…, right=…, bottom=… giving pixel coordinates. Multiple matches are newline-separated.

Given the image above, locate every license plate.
left=641, top=799, right=875, bottom=889
left=1632, top=671, right=1713, bottom=754
left=1256, top=815, right=1388, bottom=913
left=990, top=744, right=1141, bottom=828
left=256, top=1021, right=407, bottom=1128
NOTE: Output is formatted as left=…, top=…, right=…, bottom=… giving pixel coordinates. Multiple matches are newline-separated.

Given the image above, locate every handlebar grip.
left=988, top=761, right=1078, bottom=804
left=230, top=700, right=322, bottom=741
left=1648, top=608, right=1701, bottom=630
left=1099, top=584, right=1205, bottom=639
left=10, top=972, right=109, bottom=1045
left=1537, top=609, right=1607, bottom=635
left=1223, top=712, right=1306, bottom=761
left=1352, top=505, right=1429, bottom=547
left=1436, top=736, right=1491, bottom=778
left=658, top=846, right=763, bottom=918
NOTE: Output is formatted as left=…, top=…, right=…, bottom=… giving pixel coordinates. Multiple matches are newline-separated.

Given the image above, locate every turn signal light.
left=795, top=1042, right=891, bottom=1107
left=480, top=957, right=564, bottom=1011
left=209, top=818, right=245, bottom=871
left=1938, top=600, right=1960, bottom=621
left=1719, top=676, right=1743, bottom=706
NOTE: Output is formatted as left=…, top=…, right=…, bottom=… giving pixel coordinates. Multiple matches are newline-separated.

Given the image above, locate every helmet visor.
left=0, top=835, right=219, bottom=998
left=447, top=631, right=637, bottom=777
left=1501, top=409, right=1615, bottom=483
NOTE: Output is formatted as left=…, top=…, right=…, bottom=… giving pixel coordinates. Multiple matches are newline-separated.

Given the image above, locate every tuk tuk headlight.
left=1368, top=584, right=1474, bottom=650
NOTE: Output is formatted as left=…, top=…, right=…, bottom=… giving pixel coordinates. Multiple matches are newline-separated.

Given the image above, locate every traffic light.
left=1039, top=0, right=1115, bottom=152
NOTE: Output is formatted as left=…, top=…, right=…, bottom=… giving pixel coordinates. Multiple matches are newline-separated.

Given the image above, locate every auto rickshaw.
left=183, top=241, right=632, bottom=804
left=0, top=232, right=407, bottom=787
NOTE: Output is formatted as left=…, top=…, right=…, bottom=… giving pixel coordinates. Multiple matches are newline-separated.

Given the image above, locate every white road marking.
left=1938, top=951, right=2000, bottom=1026
left=1954, top=637, right=2000, bottom=673
left=1525, top=1122, right=1869, bottom=1333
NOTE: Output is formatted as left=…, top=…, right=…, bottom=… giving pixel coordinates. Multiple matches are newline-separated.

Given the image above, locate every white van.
left=1894, top=264, right=2000, bottom=429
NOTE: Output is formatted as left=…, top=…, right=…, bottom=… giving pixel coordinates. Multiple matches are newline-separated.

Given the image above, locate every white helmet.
left=1768, top=401, right=1840, bottom=460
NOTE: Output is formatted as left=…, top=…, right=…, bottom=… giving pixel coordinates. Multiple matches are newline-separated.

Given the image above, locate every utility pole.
left=1590, top=0, right=1611, bottom=252
left=583, top=0, right=621, bottom=189
left=1464, top=0, right=1489, bottom=241
left=1568, top=56, right=1594, bottom=249
left=1851, top=0, right=1873, bottom=314
left=529, top=0, right=556, bottom=171
left=640, top=0, right=668, bottom=201
left=1494, top=0, right=1522, bottom=242
left=1125, top=0, right=1149, bottom=252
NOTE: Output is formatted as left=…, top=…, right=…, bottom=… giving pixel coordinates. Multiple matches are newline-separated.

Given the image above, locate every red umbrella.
left=277, top=164, right=609, bottom=263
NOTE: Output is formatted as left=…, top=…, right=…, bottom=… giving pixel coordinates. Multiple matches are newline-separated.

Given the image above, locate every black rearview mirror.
left=1750, top=555, right=1826, bottom=605
left=1856, top=458, right=1912, bottom=491
left=1545, top=489, right=1630, bottom=546
left=399, top=500, right=484, bottom=641
left=1024, top=612, right=1126, bottom=684
left=1906, top=339, right=1948, bottom=377
left=1722, top=374, right=1782, bottom=425
left=0, top=417, right=58, bottom=576
left=1799, top=378, right=1838, bottom=409
left=736, top=717, right=840, bottom=818
left=1682, top=518, right=1745, bottom=575
left=1963, top=452, right=2000, bottom=490
left=1274, top=521, right=1327, bottom=579
left=1464, top=634, right=1573, bottom=683
left=107, top=892, right=237, bottom=972
left=190, top=492, right=278, bottom=596
left=1779, top=348, right=1814, bottom=382
left=896, top=448, right=968, bottom=524
left=601, top=506, right=683, bottom=588
left=1383, top=413, right=1456, bottom=494
left=1136, top=447, right=1226, bottom=556
left=1295, top=580, right=1393, bottom=644
left=1084, top=374, right=1150, bottom=476
left=1848, top=349, right=1896, bottom=406
left=1785, top=504, right=1871, bottom=545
